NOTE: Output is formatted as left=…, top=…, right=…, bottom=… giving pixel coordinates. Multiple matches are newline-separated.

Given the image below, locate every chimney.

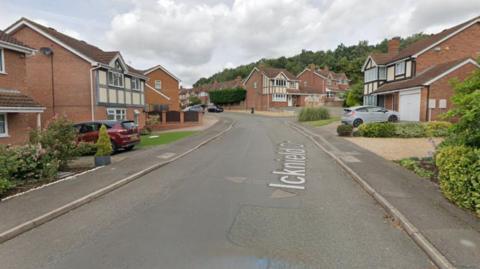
left=308, top=63, right=316, bottom=70
left=388, top=37, right=401, bottom=55
left=324, top=66, right=329, bottom=71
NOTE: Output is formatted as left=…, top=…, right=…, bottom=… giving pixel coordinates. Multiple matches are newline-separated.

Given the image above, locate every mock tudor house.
left=244, top=67, right=300, bottom=110
left=362, top=16, right=480, bottom=121
left=143, top=65, right=181, bottom=112
left=0, top=30, right=45, bottom=144
left=297, top=64, right=349, bottom=106
left=5, top=18, right=147, bottom=127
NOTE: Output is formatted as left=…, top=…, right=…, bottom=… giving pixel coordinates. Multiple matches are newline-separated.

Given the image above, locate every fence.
left=146, top=111, right=203, bottom=131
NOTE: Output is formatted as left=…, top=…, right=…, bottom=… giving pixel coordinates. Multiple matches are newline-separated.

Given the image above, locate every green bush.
left=96, top=125, right=112, bottom=157
left=29, top=117, right=78, bottom=169
left=0, top=146, right=19, bottom=180
left=0, top=178, right=14, bottom=196
left=209, top=87, right=246, bottom=105
left=357, top=122, right=396, bottom=137
left=345, top=82, right=363, bottom=107
left=337, top=125, right=353, bottom=136
left=75, top=142, right=97, bottom=156
left=436, top=146, right=480, bottom=215
left=394, top=123, right=426, bottom=138
left=13, top=144, right=60, bottom=181
left=188, top=95, right=202, bottom=106
left=425, top=121, right=452, bottom=137
left=399, top=157, right=435, bottom=179
left=298, top=107, right=330, bottom=122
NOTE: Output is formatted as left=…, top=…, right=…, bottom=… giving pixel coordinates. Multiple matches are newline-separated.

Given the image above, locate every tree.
left=209, top=88, right=246, bottom=105
left=445, top=68, right=480, bottom=148
left=188, top=95, right=202, bottom=106
left=95, top=125, right=112, bottom=157
left=345, top=82, right=364, bottom=107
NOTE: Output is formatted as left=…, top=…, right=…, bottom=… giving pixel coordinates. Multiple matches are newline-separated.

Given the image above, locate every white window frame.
left=275, top=79, right=286, bottom=87
left=0, top=113, right=8, bottom=137
left=106, top=108, right=127, bottom=121
left=131, top=78, right=140, bottom=91
left=378, top=67, right=386, bottom=80
left=272, top=93, right=287, bottom=102
left=253, top=82, right=257, bottom=89
left=326, top=91, right=335, bottom=98
left=155, top=80, right=162, bottom=90
left=0, top=49, right=5, bottom=74
left=395, top=62, right=405, bottom=76
left=364, top=68, right=378, bottom=82
left=108, top=71, right=124, bottom=88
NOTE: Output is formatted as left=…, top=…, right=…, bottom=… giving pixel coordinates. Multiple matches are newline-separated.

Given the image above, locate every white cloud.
left=86, top=0, right=480, bottom=86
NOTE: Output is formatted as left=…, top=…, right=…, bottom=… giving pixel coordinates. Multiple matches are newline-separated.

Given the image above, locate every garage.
left=399, top=89, right=421, bottom=121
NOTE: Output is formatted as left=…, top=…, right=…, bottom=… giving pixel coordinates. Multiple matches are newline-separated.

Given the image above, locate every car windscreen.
left=121, top=121, right=136, bottom=129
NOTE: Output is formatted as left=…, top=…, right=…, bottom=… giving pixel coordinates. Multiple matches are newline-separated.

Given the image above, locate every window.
left=106, top=108, right=127, bottom=120
left=0, top=113, right=7, bottom=136
left=131, top=78, right=140, bottom=91
left=253, top=82, right=257, bottom=89
left=378, top=67, right=386, bottom=80
left=0, top=49, right=4, bottom=73
left=364, top=68, right=378, bottom=82
left=108, top=71, right=124, bottom=87
left=272, top=93, right=287, bottom=102
left=155, top=80, right=162, bottom=90
left=275, top=79, right=286, bottom=87
left=114, top=60, right=123, bottom=72
left=395, top=62, right=405, bottom=75
left=326, top=91, right=335, bottom=98
left=303, top=81, right=308, bottom=87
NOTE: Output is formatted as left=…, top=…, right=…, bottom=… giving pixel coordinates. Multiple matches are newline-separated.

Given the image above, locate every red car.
left=74, top=120, right=140, bottom=151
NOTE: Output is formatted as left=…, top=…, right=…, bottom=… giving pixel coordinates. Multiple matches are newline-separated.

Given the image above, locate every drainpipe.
left=426, top=86, right=430, bottom=122
left=90, top=66, right=101, bottom=121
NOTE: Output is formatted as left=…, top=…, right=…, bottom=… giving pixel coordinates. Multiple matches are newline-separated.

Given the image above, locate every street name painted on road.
left=268, top=141, right=307, bottom=190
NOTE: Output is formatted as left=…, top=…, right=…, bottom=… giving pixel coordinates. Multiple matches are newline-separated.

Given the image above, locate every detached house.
left=0, top=31, right=44, bottom=144
left=244, top=67, right=300, bottom=110
left=5, top=18, right=147, bottom=127
left=362, top=16, right=480, bottom=121
left=143, top=65, right=181, bottom=112
left=297, top=64, right=349, bottom=105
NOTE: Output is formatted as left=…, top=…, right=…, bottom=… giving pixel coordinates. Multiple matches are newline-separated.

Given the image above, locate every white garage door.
left=399, top=89, right=421, bottom=121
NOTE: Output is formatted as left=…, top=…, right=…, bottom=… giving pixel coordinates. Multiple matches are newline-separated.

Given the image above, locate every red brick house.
left=362, top=16, right=480, bottom=121
left=297, top=64, right=349, bottom=105
left=5, top=18, right=147, bottom=127
left=244, top=67, right=300, bottom=110
left=143, top=65, right=181, bottom=112
left=0, top=30, right=45, bottom=144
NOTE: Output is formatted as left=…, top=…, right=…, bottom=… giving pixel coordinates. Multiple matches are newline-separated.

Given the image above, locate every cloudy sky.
left=1, top=0, right=479, bottom=86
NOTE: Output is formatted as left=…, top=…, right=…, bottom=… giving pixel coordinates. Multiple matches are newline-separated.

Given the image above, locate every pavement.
left=296, top=120, right=480, bottom=269
left=0, top=113, right=435, bottom=269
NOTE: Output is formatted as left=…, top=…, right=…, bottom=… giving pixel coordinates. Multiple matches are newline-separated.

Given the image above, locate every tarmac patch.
left=157, top=152, right=176, bottom=159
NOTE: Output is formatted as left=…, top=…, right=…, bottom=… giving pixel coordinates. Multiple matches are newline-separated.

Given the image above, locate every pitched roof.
left=0, top=89, right=43, bottom=108
left=367, top=16, right=480, bottom=65
left=259, top=67, right=297, bottom=80
left=142, top=64, right=181, bottom=82
left=0, top=30, right=35, bottom=54
left=373, top=58, right=479, bottom=94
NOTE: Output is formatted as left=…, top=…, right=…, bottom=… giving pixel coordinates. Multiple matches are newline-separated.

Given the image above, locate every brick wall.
left=145, top=68, right=180, bottom=111
left=1, top=113, right=38, bottom=145
left=0, top=49, right=27, bottom=91
left=416, top=22, right=480, bottom=73
left=245, top=70, right=263, bottom=110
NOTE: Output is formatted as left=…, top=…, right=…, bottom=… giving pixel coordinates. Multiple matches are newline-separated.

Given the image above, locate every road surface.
left=0, top=113, right=432, bottom=268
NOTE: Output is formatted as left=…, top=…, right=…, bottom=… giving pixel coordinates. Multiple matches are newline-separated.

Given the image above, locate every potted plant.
left=94, top=125, right=112, bottom=166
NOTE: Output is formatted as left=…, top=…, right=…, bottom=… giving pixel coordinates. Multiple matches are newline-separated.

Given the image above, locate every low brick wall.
left=146, top=111, right=203, bottom=131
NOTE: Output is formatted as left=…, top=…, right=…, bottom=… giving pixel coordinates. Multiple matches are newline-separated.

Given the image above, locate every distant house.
left=0, top=30, right=44, bottom=144
left=243, top=67, right=300, bottom=110
left=297, top=64, right=349, bottom=105
left=5, top=18, right=147, bottom=127
left=362, top=16, right=480, bottom=121
left=190, top=76, right=244, bottom=105
left=143, top=65, right=181, bottom=112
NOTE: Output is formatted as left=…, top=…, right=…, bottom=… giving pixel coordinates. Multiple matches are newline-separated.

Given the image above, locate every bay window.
left=272, top=93, right=287, bottom=102
left=107, top=108, right=127, bottom=120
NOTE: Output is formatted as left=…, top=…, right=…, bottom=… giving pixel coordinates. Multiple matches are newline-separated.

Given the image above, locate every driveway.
left=0, top=113, right=432, bottom=268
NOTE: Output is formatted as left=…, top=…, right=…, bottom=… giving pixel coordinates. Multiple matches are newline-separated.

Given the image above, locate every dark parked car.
left=74, top=120, right=140, bottom=152
left=207, top=105, right=224, bottom=113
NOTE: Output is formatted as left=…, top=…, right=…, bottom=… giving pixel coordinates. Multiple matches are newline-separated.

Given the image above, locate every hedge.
left=356, top=121, right=451, bottom=138
left=436, top=146, right=480, bottom=216
left=209, top=87, right=246, bottom=105
left=357, top=122, right=396, bottom=137
left=337, top=125, right=353, bottom=136
left=298, top=107, right=330, bottom=122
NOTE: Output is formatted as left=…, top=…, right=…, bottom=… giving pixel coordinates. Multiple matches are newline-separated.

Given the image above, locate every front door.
left=287, top=95, right=293, bottom=107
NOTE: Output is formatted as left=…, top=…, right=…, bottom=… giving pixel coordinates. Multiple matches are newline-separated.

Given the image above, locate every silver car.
left=341, top=106, right=399, bottom=127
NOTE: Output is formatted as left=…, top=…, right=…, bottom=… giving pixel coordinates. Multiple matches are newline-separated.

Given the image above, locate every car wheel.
left=111, top=141, right=118, bottom=153
left=353, top=119, right=363, bottom=128
left=388, top=115, right=398, bottom=122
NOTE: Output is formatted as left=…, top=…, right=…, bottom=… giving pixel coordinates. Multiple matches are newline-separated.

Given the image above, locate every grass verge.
left=305, top=117, right=340, bottom=127
left=140, top=131, right=198, bottom=148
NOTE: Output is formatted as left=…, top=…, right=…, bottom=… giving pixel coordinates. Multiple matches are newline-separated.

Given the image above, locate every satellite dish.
left=40, top=47, right=54, bottom=56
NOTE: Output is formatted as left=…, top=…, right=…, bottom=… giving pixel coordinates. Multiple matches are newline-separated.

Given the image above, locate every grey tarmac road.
left=0, top=113, right=433, bottom=269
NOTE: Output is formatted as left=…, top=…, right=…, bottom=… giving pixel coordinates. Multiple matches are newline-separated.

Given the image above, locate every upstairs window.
left=131, top=78, right=140, bottom=91
left=303, top=81, right=308, bottom=87
left=395, top=62, right=405, bottom=76
left=378, top=67, right=386, bottom=80
left=155, top=80, right=162, bottom=90
left=253, top=82, right=257, bottom=89
left=364, top=68, right=378, bottom=82
left=0, top=49, right=4, bottom=73
left=275, top=79, right=286, bottom=87
left=108, top=71, right=124, bottom=87
left=114, top=60, right=124, bottom=72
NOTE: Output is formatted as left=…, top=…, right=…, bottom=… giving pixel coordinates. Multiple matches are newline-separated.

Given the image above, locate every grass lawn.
left=140, top=131, right=198, bottom=148
left=305, top=117, right=340, bottom=127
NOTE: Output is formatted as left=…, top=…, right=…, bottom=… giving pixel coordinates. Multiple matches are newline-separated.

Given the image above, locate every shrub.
left=357, top=122, right=395, bottom=137
left=436, top=146, right=480, bottom=215
left=345, top=82, right=363, bottom=107
left=12, top=144, right=59, bottom=181
left=0, top=178, right=14, bottom=196
left=29, top=117, right=78, bottom=169
left=394, top=123, right=426, bottom=138
left=140, top=128, right=151, bottom=136
left=425, top=121, right=452, bottom=137
left=75, top=142, right=97, bottom=156
left=209, top=87, right=246, bottom=105
left=399, top=157, right=435, bottom=179
left=298, top=107, right=330, bottom=122
left=146, top=115, right=160, bottom=126
left=188, top=95, right=202, bottom=106
left=96, top=125, right=112, bottom=157
left=337, top=124, right=353, bottom=136
left=0, top=146, right=19, bottom=179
